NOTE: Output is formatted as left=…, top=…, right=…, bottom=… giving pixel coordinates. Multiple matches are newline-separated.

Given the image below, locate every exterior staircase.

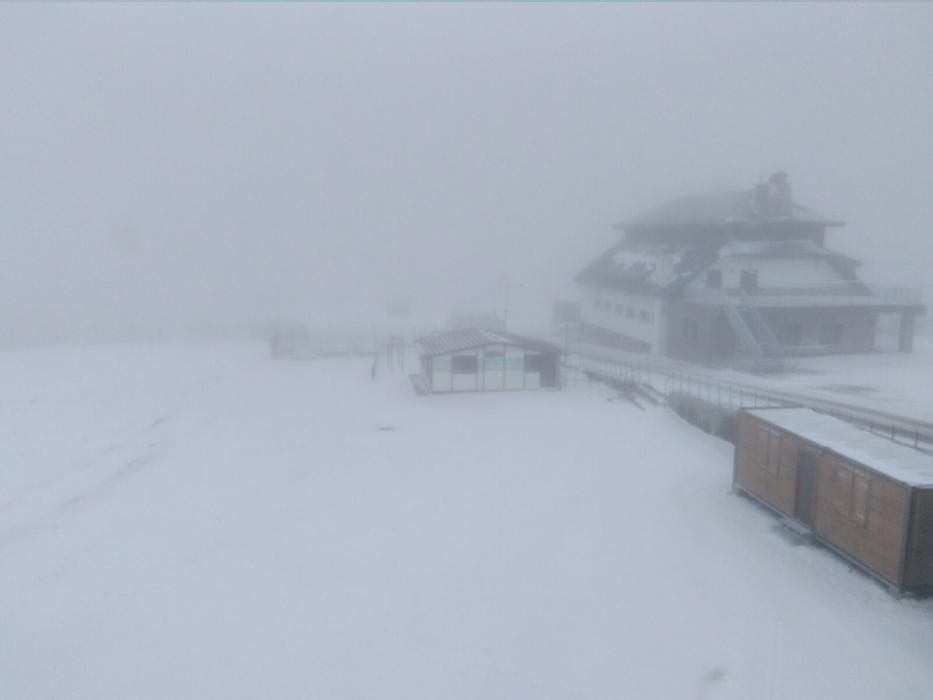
left=722, top=293, right=785, bottom=372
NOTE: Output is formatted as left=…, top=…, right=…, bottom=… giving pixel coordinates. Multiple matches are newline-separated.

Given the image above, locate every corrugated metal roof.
left=746, top=407, right=933, bottom=487
left=417, top=328, right=561, bottom=358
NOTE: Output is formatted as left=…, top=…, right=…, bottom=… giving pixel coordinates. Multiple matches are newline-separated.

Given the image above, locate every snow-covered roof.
left=575, top=242, right=717, bottom=296
left=746, top=407, right=933, bottom=488
left=417, top=328, right=561, bottom=357
left=720, top=239, right=860, bottom=267
left=623, top=189, right=843, bottom=229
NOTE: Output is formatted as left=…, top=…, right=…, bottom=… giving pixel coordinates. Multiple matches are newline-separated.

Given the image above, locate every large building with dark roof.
left=576, top=172, right=925, bottom=369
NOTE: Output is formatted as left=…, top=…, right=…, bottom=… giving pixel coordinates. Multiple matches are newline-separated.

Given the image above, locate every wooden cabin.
left=734, top=407, right=933, bottom=594
left=416, top=328, right=561, bottom=394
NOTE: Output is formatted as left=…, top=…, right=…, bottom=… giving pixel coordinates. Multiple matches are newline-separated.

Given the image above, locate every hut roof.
left=746, top=407, right=933, bottom=487
left=417, top=328, right=561, bottom=358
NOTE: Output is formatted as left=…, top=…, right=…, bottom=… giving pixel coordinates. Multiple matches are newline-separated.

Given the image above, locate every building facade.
left=417, top=328, right=561, bottom=394
left=734, top=407, right=933, bottom=594
left=576, top=172, right=925, bottom=370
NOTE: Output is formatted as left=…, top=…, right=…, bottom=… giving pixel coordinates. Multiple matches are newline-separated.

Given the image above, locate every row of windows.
left=755, top=427, right=871, bottom=527
left=778, top=322, right=844, bottom=347
left=705, top=268, right=758, bottom=291
left=593, top=299, right=654, bottom=323
left=439, top=353, right=543, bottom=374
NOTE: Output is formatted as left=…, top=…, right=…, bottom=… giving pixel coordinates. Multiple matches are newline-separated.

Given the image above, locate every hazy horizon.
left=2, top=3, right=931, bottom=337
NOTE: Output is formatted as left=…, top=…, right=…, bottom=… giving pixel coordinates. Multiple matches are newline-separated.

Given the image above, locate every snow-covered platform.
left=1, top=342, right=931, bottom=699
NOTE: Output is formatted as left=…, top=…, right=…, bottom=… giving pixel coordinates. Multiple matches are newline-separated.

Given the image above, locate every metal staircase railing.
left=717, top=291, right=785, bottom=372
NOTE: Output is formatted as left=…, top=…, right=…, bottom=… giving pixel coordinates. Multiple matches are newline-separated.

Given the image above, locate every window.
left=756, top=428, right=770, bottom=470
left=627, top=307, right=635, bottom=320
left=615, top=304, right=624, bottom=315
left=821, top=323, right=843, bottom=346
left=706, top=269, right=722, bottom=288
left=768, top=431, right=781, bottom=475
left=853, top=474, right=871, bottom=525
left=483, top=348, right=504, bottom=371
left=757, top=427, right=781, bottom=476
left=524, top=353, right=542, bottom=372
left=451, top=354, right=478, bottom=374
left=833, top=464, right=853, bottom=516
left=639, top=310, right=653, bottom=323
left=740, top=269, right=759, bottom=292
left=832, top=463, right=871, bottom=525
left=682, top=318, right=690, bottom=338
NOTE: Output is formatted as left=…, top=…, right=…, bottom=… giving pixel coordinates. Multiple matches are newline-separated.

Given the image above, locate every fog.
left=2, top=3, right=931, bottom=340
left=5, top=6, right=933, bottom=697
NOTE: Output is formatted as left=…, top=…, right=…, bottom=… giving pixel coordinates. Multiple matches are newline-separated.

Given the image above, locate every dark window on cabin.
left=706, top=269, right=722, bottom=288
left=821, top=323, right=843, bottom=346
left=451, top=355, right=478, bottom=374
left=740, top=269, right=758, bottom=292
left=615, top=304, right=624, bottom=315
left=626, top=307, right=635, bottom=319
left=524, top=353, right=542, bottom=372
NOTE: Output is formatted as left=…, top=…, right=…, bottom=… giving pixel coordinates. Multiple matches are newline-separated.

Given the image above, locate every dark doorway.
left=538, top=354, right=558, bottom=387
left=795, top=451, right=817, bottom=527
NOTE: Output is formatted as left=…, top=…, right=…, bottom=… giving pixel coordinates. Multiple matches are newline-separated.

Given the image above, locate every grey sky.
left=1, top=3, right=931, bottom=332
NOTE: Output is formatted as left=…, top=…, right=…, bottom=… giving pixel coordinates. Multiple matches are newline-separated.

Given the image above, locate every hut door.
left=795, top=452, right=817, bottom=527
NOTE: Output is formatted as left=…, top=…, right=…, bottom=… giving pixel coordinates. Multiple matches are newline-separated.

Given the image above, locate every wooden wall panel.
left=905, top=489, right=933, bottom=590
left=811, top=456, right=908, bottom=585
left=734, top=414, right=796, bottom=516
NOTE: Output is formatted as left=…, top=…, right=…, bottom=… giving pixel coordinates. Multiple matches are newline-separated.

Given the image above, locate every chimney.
left=767, top=171, right=792, bottom=215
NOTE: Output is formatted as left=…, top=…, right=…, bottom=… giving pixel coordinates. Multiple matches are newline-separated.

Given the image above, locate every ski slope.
left=0, top=343, right=931, bottom=699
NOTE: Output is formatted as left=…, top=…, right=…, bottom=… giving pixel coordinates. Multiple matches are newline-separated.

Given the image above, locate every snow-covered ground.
left=1, top=343, right=932, bottom=699
left=766, top=332, right=933, bottom=422
left=568, top=330, right=933, bottom=424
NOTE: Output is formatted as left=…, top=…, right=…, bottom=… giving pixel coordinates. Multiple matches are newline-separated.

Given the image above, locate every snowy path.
left=0, top=343, right=931, bottom=698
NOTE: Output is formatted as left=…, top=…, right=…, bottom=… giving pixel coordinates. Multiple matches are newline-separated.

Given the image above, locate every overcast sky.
left=1, top=3, right=931, bottom=333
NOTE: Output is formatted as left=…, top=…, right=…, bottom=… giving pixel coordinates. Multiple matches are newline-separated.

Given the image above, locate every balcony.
left=682, top=284, right=924, bottom=310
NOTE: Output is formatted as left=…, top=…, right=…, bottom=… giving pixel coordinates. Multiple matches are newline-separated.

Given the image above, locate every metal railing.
left=564, top=353, right=933, bottom=453
left=682, top=284, right=924, bottom=309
